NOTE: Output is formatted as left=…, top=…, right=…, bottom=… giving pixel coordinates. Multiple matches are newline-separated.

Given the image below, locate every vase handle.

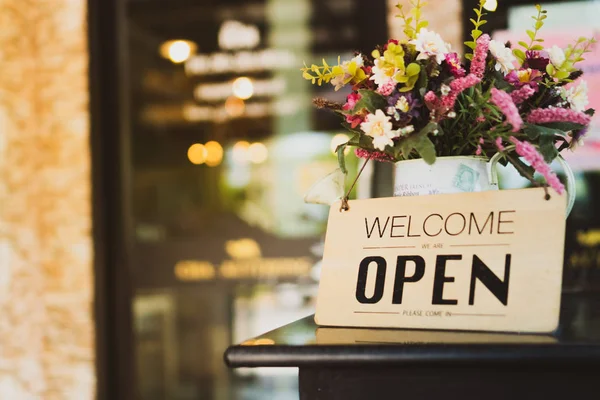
left=488, top=145, right=576, bottom=218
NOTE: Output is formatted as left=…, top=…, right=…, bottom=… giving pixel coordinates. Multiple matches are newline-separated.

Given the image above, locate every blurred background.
left=0, top=0, right=598, bottom=399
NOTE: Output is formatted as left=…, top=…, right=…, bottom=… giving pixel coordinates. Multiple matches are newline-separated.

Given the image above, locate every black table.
left=225, top=293, right=600, bottom=399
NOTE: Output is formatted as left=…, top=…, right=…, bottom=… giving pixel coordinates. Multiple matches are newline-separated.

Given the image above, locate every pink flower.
left=509, top=137, right=565, bottom=194
left=346, top=114, right=363, bottom=129
left=510, top=85, right=536, bottom=105
left=444, top=53, right=466, bottom=78
left=441, top=74, right=481, bottom=108
left=475, top=145, right=482, bottom=155
left=479, top=137, right=484, bottom=144
left=377, top=79, right=396, bottom=96
left=425, top=75, right=481, bottom=120
left=495, top=137, right=505, bottom=151
left=355, top=148, right=394, bottom=162
left=490, top=88, right=523, bottom=132
left=343, top=92, right=361, bottom=111
left=424, top=90, right=440, bottom=107
left=527, top=107, right=592, bottom=126
left=470, top=34, right=490, bottom=78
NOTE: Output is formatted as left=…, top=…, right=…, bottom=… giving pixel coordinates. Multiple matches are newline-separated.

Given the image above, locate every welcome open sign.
left=315, top=188, right=567, bottom=333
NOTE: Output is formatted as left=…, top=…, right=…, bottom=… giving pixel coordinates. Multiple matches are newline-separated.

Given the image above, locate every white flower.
left=395, top=96, right=410, bottom=112
left=410, top=29, right=451, bottom=64
left=360, top=110, right=400, bottom=151
left=548, top=45, right=566, bottom=68
left=351, top=54, right=364, bottom=68
left=440, top=84, right=451, bottom=96
left=329, top=55, right=365, bottom=90
left=563, top=81, right=589, bottom=112
left=398, top=125, right=415, bottom=137
left=370, top=58, right=395, bottom=86
left=488, top=40, right=517, bottom=75
left=330, top=74, right=345, bottom=91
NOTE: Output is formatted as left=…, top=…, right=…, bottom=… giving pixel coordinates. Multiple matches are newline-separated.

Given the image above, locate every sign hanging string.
left=340, top=154, right=372, bottom=212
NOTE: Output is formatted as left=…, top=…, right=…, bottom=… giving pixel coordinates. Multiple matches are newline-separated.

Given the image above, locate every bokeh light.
left=187, top=143, right=208, bottom=165
left=330, top=133, right=350, bottom=154
left=248, top=142, right=268, bottom=164
left=232, top=77, right=254, bottom=100
left=232, top=141, right=250, bottom=164
left=224, top=96, right=245, bottom=117
left=205, top=141, right=224, bottom=167
left=160, top=40, right=197, bottom=64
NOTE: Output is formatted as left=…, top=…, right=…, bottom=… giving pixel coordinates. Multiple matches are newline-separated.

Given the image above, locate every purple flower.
left=572, top=126, right=588, bottom=147
left=505, top=68, right=543, bottom=89
left=444, top=53, right=466, bottom=78
left=387, top=92, right=420, bottom=122
left=523, top=50, right=550, bottom=70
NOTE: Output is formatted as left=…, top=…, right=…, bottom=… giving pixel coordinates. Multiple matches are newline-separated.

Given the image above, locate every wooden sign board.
left=315, top=327, right=557, bottom=345
left=315, top=188, right=567, bottom=333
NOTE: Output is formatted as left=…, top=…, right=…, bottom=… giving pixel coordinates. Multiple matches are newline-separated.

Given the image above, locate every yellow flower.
left=302, top=55, right=367, bottom=90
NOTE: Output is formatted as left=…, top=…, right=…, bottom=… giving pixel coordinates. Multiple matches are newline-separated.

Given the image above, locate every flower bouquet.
left=301, top=1, right=596, bottom=200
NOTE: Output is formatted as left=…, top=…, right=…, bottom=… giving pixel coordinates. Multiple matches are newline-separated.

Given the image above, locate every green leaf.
left=417, top=20, right=429, bottom=30
left=539, top=133, right=558, bottom=163
left=470, top=18, right=477, bottom=26
left=555, top=70, right=570, bottom=80
left=518, top=41, right=528, bottom=48
left=406, top=62, right=420, bottom=76
left=530, top=44, right=544, bottom=51
left=541, top=122, right=585, bottom=132
left=336, top=143, right=348, bottom=174
left=524, top=124, right=571, bottom=144
left=400, top=139, right=414, bottom=159
left=352, top=90, right=387, bottom=113
left=513, top=48, right=526, bottom=61
left=414, top=135, right=436, bottom=165
left=546, top=64, right=555, bottom=75
left=465, top=54, right=474, bottom=60
left=464, top=41, right=476, bottom=49
left=472, top=29, right=482, bottom=39
left=510, top=156, right=536, bottom=181
left=358, top=134, right=374, bottom=149
left=535, top=21, right=543, bottom=30
left=526, top=30, right=536, bottom=40
left=399, top=122, right=438, bottom=162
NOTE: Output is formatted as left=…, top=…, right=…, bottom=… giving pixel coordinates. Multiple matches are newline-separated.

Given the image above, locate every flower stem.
left=506, top=153, right=550, bottom=199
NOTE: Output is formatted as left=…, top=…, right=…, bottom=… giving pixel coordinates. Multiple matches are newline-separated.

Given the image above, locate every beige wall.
left=0, top=0, right=94, bottom=398
left=388, top=0, right=463, bottom=51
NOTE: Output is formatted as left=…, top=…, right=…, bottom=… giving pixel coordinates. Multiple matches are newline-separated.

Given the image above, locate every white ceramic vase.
left=393, top=152, right=576, bottom=216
